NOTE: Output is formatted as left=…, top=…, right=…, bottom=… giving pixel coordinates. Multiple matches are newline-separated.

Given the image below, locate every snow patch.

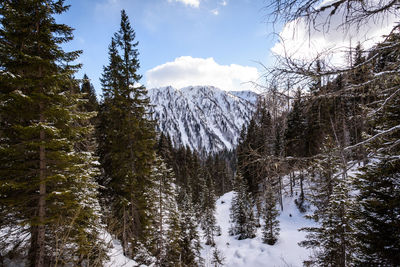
left=201, top=189, right=315, bottom=267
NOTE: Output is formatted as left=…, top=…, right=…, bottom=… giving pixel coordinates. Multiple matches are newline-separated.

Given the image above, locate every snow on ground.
left=201, top=190, right=315, bottom=267
left=101, top=231, right=138, bottom=267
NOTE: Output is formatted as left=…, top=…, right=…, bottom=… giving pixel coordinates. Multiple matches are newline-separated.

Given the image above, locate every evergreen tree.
left=284, top=90, right=307, bottom=159
left=301, top=174, right=355, bottom=266
left=261, top=180, right=280, bottom=245
left=80, top=74, right=98, bottom=112
left=201, top=170, right=217, bottom=246
left=96, top=9, right=156, bottom=259
left=0, top=1, right=106, bottom=265
left=300, top=139, right=355, bottom=266
left=229, top=172, right=257, bottom=240
left=178, top=190, right=203, bottom=266
left=353, top=160, right=400, bottom=266
left=211, top=248, right=225, bottom=267
left=148, top=157, right=182, bottom=266
left=352, top=33, right=400, bottom=266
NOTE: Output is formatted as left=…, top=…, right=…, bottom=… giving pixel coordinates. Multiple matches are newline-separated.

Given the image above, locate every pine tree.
left=0, top=1, right=107, bottom=265
left=201, top=170, right=217, bottom=246
left=178, top=190, right=203, bottom=266
left=211, top=248, right=225, bottom=267
left=299, top=139, right=355, bottom=266
left=352, top=33, right=400, bottom=266
left=149, top=156, right=182, bottom=266
left=353, top=160, right=400, bottom=266
left=96, top=9, right=156, bottom=259
left=229, top=172, right=257, bottom=240
left=301, top=174, right=355, bottom=266
left=261, top=180, right=280, bottom=245
left=284, top=90, right=307, bottom=159
left=80, top=74, right=98, bottom=113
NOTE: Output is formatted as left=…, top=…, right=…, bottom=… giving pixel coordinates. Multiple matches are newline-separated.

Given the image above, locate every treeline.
left=233, top=23, right=400, bottom=267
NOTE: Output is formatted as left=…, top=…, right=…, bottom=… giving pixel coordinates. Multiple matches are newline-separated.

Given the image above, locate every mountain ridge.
left=148, top=85, right=258, bottom=153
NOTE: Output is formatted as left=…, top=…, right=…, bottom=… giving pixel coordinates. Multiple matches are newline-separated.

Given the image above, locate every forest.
left=0, top=0, right=399, bottom=266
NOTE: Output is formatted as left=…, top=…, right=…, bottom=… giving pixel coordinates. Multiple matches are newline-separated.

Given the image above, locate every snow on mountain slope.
left=201, top=189, right=315, bottom=266
left=148, top=86, right=257, bottom=153
left=228, top=90, right=259, bottom=105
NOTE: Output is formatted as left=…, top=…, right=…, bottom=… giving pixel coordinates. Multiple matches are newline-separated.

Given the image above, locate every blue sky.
left=57, top=0, right=280, bottom=94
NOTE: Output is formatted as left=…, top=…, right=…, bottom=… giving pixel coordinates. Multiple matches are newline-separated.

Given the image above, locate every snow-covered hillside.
left=201, top=191, right=315, bottom=267
left=148, top=86, right=257, bottom=153
left=228, top=90, right=259, bottom=105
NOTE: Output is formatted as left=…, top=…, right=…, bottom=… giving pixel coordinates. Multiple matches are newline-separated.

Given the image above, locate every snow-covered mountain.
left=229, top=90, right=259, bottom=104
left=148, top=86, right=258, bottom=153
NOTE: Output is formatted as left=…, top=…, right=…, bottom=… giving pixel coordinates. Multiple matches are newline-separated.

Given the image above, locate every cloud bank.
left=146, top=56, right=259, bottom=91
left=271, top=4, right=397, bottom=67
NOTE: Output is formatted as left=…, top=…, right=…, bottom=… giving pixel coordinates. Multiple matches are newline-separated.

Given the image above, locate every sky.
left=271, top=2, right=397, bottom=69
left=57, top=0, right=278, bottom=95
left=57, top=0, right=397, bottom=96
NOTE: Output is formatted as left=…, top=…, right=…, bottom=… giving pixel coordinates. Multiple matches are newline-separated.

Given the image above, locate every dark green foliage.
left=81, top=74, right=98, bottom=112
left=149, top=157, right=182, bottom=266
left=229, top=172, right=257, bottom=240
left=299, top=139, right=354, bottom=266
left=284, top=90, right=307, bottom=158
left=201, top=170, right=217, bottom=246
left=0, top=1, right=106, bottom=265
left=353, top=160, right=400, bottom=266
left=237, top=99, right=274, bottom=196
left=261, top=180, right=280, bottom=245
left=352, top=32, right=400, bottom=266
left=178, top=190, right=203, bottom=266
left=211, top=248, right=225, bottom=267
left=96, top=9, right=156, bottom=258
left=207, top=152, right=234, bottom=197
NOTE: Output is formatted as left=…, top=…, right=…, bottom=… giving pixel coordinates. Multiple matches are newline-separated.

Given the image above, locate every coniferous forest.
left=0, top=1, right=399, bottom=266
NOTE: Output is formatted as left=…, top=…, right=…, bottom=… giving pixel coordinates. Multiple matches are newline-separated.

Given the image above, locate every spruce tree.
left=211, top=248, right=225, bottom=267
left=352, top=33, right=400, bottom=266
left=299, top=139, right=355, bottom=266
left=0, top=1, right=106, bottom=265
left=178, top=190, right=203, bottom=266
left=229, top=172, right=257, bottom=240
left=96, top=9, right=156, bottom=259
left=284, top=90, right=307, bottom=159
left=353, top=160, right=400, bottom=266
left=201, top=170, right=217, bottom=246
left=149, top=157, right=181, bottom=266
left=261, top=180, right=280, bottom=245
left=80, top=74, right=98, bottom=113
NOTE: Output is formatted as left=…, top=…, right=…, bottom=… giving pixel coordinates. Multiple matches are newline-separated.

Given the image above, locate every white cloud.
left=211, top=8, right=219, bottom=15
left=271, top=4, right=398, bottom=67
left=146, top=56, right=259, bottom=91
left=220, top=0, right=228, bottom=6
left=168, top=0, right=200, bottom=8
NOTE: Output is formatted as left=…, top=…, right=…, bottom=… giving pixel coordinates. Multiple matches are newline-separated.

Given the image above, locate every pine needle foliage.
left=0, top=1, right=107, bottom=266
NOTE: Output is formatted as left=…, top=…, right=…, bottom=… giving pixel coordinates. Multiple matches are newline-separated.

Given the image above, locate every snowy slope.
left=201, top=190, right=315, bottom=267
left=102, top=231, right=137, bottom=267
left=228, top=90, right=259, bottom=105
left=148, top=86, right=257, bottom=153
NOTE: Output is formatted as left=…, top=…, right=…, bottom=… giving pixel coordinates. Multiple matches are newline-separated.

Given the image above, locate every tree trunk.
left=122, top=207, right=127, bottom=256
left=290, top=172, right=293, bottom=197
left=36, top=104, right=46, bottom=267
left=279, top=175, right=283, bottom=211
left=300, top=171, right=304, bottom=202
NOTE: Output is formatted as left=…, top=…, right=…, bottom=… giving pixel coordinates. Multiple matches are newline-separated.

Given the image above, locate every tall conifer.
left=0, top=1, right=106, bottom=265
left=96, top=9, right=156, bottom=258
